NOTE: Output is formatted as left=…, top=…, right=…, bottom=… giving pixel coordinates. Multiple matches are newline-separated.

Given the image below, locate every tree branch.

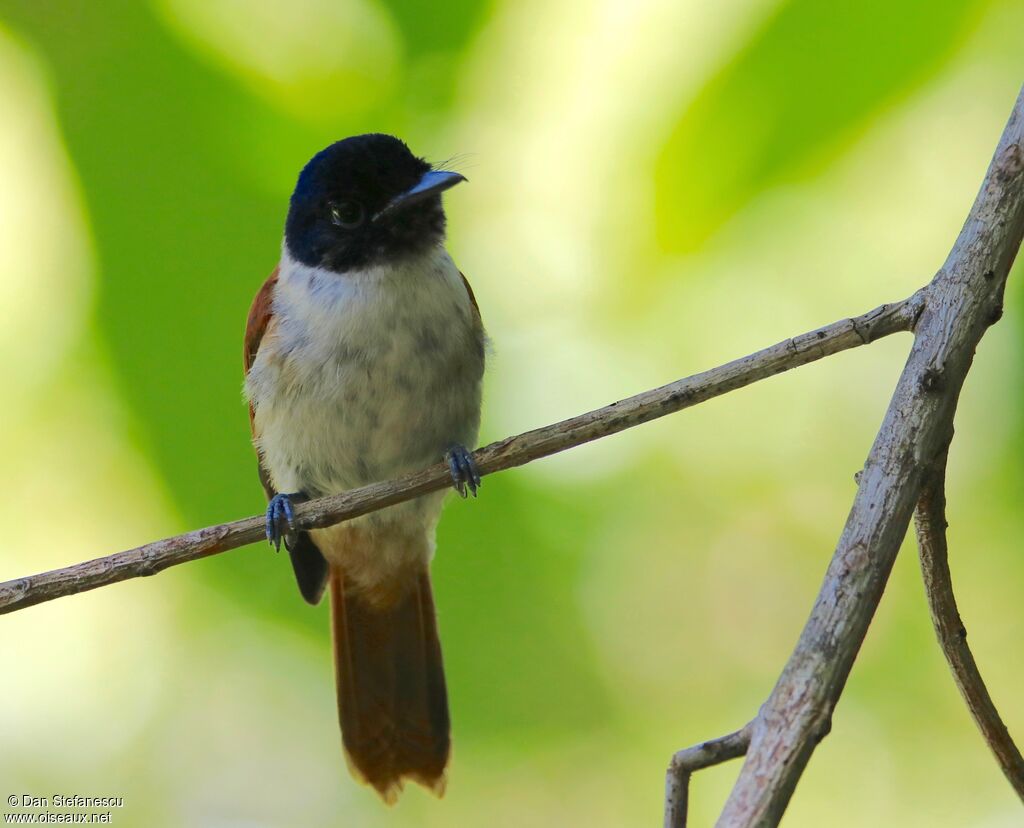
left=0, top=298, right=918, bottom=615
left=914, top=451, right=1024, bottom=802
left=718, top=84, right=1024, bottom=826
left=666, top=724, right=752, bottom=828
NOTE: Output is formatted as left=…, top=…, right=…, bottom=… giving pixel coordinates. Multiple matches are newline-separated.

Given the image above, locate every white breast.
left=245, top=243, right=484, bottom=539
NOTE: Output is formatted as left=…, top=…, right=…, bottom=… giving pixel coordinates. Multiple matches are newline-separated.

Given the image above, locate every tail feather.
left=329, top=566, right=450, bottom=803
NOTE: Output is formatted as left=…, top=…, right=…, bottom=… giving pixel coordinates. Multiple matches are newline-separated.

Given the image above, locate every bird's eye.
left=330, top=201, right=365, bottom=229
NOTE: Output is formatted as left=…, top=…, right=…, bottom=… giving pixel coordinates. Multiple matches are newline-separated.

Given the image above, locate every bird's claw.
left=266, top=492, right=300, bottom=551
left=445, top=445, right=481, bottom=499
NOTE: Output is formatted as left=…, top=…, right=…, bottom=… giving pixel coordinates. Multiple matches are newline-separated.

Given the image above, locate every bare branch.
left=719, top=84, right=1024, bottom=826
left=0, top=298, right=917, bottom=616
left=915, top=452, right=1024, bottom=802
left=666, top=724, right=752, bottom=828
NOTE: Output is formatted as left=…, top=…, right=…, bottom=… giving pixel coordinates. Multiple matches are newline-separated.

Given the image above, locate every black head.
left=284, top=134, right=465, bottom=272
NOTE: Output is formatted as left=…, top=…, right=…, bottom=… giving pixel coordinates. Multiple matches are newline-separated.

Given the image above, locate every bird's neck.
left=273, top=242, right=465, bottom=347
left=278, top=240, right=449, bottom=294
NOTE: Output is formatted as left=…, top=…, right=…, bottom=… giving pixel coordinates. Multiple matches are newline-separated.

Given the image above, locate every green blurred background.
left=0, top=1, right=1021, bottom=825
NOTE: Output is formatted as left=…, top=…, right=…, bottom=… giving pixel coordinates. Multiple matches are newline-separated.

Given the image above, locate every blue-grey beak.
left=373, top=170, right=467, bottom=222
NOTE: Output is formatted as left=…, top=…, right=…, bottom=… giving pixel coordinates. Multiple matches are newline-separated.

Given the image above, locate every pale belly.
left=257, top=335, right=482, bottom=501
left=247, top=248, right=484, bottom=545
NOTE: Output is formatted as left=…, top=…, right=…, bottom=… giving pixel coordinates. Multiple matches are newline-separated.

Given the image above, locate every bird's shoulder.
left=458, top=270, right=481, bottom=324
left=244, top=265, right=280, bottom=374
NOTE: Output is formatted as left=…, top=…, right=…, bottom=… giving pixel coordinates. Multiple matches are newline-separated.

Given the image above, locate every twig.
left=718, top=84, right=1024, bottom=826
left=914, top=452, right=1024, bottom=801
left=0, top=298, right=917, bottom=616
left=666, top=724, right=752, bottom=828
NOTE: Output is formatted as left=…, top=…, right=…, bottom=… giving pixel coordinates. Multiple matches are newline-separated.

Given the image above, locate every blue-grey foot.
left=265, top=492, right=307, bottom=551
left=445, top=445, right=481, bottom=499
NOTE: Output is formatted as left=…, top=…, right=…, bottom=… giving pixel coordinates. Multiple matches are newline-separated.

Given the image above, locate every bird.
left=242, top=134, right=485, bottom=803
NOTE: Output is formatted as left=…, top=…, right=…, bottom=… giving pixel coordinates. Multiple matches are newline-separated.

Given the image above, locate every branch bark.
left=717, top=84, right=1024, bottom=826
left=0, top=298, right=916, bottom=615
left=666, top=724, right=752, bottom=828
left=914, top=451, right=1024, bottom=801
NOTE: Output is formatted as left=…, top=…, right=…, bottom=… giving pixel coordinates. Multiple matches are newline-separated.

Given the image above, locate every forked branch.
left=718, top=83, right=1024, bottom=826
left=666, top=724, right=752, bottom=828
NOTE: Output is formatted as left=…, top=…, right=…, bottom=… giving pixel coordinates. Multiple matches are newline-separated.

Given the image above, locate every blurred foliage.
left=655, top=0, right=993, bottom=253
left=0, top=0, right=1022, bottom=826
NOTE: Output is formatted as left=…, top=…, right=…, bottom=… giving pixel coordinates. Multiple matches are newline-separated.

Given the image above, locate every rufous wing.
left=244, top=266, right=329, bottom=604
left=459, top=270, right=481, bottom=325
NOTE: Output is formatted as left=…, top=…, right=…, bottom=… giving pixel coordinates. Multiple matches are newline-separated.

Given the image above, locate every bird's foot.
left=265, top=492, right=307, bottom=551
left=445, top=445, right=481, bottom=499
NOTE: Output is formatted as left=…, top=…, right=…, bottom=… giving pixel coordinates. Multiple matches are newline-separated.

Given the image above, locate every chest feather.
left=246, top=248, right=484, bottom=497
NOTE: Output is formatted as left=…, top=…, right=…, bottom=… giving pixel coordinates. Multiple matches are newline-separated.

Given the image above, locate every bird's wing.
left=459, top=270, right=482, bottom=324
left=244, top=266, right=329, bottom=605
left=244, top=266, right=279, bottom=377
left=243, top=265, right=279, bottom=497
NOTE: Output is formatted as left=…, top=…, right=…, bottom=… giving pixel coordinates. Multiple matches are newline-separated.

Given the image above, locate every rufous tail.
left=329, top=565, right=450, bottom=803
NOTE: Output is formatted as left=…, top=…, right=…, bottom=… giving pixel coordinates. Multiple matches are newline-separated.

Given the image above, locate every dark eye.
left=330, top=200, right=365, bottom=229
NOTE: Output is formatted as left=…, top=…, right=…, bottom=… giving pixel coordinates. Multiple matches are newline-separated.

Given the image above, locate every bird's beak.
left=373, top=170, right=467, bottom=222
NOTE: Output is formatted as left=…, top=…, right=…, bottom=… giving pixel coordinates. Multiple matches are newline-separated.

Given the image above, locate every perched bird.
left=243, top=134, right=485, bottom=802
